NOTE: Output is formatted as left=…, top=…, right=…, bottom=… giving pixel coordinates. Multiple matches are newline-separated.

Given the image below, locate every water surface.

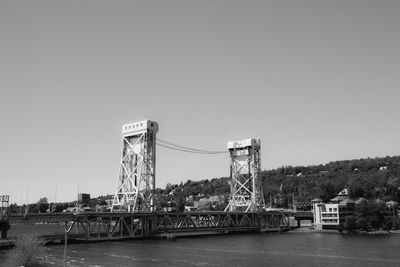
left=1, top=231, right=399, bottom=266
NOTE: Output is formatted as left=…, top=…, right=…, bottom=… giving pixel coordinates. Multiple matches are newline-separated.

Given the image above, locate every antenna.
left=76, top=185, right=80, bottom=207
left=25, top=186, right=29, bottom=215
left=51, top=187, right=58, bottom=212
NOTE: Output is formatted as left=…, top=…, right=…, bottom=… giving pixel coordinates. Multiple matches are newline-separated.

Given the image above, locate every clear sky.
left=1, top=1, right=399, bottom=204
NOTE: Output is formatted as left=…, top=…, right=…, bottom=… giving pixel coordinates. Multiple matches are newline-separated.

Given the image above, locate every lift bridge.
left=4, top=120, right=290, bottom=243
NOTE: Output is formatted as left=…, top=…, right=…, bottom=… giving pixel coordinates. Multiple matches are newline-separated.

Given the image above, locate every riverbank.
left=290, top=226, right=400, bottom=235
left=289, top=227, right=338, bottom=234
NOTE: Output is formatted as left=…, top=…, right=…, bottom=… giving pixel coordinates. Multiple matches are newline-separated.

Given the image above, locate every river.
left=1, top=230, right=400, bottom=266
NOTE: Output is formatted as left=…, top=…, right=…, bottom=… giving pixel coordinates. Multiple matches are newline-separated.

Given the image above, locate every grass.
left=4, top=234, right=48, bottom=267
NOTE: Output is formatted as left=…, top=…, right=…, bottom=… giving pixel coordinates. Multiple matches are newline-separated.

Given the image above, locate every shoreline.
left=289, top=226, right=400, bottom=235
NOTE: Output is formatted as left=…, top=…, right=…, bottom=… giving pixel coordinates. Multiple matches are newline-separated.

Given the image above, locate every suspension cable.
left=157, top=138, right=226, bottom=153
left=156, top=138, right=228, bottom=154
left=157, top=142, right=226, bottom=154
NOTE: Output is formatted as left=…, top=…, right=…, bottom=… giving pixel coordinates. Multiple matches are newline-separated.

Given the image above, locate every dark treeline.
left=7, top=195, right=112, bottom=214
left=339, top=200, right=397, bottom=232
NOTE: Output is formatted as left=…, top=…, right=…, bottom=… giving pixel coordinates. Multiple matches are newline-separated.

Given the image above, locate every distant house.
left=386, top=201, right=398, bottom=217
left=355, top=197, right=368, bottom=206
left=184, top=205, right=198, bottom=212
left=78, top=193, right=90, bottom=204
left=329, top=188, right=349, bottom=203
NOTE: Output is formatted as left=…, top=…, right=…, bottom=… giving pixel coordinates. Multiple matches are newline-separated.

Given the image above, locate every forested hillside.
left=162, top=156, right=400, bottom=209
left=263, top=155, right=400, bottom=206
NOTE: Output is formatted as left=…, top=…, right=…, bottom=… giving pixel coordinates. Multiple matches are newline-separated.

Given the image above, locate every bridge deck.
left=6, top=211, right=291, bottom=242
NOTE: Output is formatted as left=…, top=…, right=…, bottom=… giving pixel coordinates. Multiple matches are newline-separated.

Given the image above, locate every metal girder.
left=8, top=211, right=291, bottom=242
left=153, top=212, right=290, bottom=233
left=64, top=213, right=149, bottom=240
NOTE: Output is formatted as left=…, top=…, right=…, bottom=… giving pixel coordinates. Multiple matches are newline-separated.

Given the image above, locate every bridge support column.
left=142, top=215, right=156, bottom=238
left=0, top=219, right=10, bottom=239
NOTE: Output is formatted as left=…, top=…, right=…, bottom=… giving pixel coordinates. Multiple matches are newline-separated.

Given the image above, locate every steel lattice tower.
left=0, top=195, right=9, bottom=218
left=225, top=138, right=265, bottom=212
left=112, top=120, right=158, bottom=212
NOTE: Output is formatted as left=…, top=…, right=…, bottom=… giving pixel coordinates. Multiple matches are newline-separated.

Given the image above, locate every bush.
left=343, top=216, right=357, bottom=232
left=4, top=234, right=48, bottom=267
left=355, top=216, right=370, bottom=231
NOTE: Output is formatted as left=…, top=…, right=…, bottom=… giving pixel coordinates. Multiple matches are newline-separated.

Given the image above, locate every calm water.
left=2, top=231, right=400, bottom=267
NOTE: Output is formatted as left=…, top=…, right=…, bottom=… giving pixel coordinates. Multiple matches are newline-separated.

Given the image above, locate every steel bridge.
left=1, top=121, right=295, bottom=243
left=7, top=211, right=290, bottom=242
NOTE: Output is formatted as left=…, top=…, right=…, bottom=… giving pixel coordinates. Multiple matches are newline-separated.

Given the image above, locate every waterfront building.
left=312, top=200, right=339, bottom=230
left=312, top=188, right=354, bottom=230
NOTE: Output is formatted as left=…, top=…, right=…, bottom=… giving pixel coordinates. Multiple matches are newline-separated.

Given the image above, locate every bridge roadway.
left=8, top=211, right=292, bottom=242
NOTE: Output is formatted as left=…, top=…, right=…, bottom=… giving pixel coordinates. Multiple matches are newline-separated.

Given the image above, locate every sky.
left=1, top=1, right=400, bottom=204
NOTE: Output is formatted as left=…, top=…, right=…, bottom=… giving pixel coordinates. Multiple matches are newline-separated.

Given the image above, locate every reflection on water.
left=2, top=231, right=400, bottom=266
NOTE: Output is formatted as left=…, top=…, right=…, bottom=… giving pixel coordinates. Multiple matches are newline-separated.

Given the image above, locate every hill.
left=162, top=155, right=400, bottom=209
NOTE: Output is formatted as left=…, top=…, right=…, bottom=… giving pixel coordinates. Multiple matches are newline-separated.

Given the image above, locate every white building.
left=312, top=188, right=354, bottom=229
left=312, top=200, right=339, bottom=229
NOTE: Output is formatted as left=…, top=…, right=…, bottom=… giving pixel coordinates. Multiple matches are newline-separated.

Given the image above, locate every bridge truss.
left=112, top=120, right=158, bottom=212
left=9, top=211, right=291, bottom=241
left=0, top=195, right=9, bottom=218
left=225, top=139, right=265, bottom=212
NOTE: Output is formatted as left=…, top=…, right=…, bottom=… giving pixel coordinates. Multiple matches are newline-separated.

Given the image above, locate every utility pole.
left=63, top=222, right=68, bottom=267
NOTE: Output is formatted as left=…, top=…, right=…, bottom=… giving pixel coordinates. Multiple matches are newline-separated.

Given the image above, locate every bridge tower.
left=112, top=120, right=158, bottom=212
left=0, top=195, right=9, bottom=218
left=225, top=138, right=265, bottom=212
